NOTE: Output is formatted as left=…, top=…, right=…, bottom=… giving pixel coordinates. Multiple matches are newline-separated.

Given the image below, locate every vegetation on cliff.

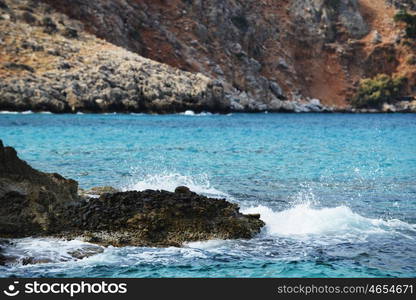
left=350, top=74, right=406, bottom=108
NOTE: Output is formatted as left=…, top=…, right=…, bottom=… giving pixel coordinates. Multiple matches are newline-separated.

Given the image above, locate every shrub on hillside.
left=350, top=74, right=406, bottom=108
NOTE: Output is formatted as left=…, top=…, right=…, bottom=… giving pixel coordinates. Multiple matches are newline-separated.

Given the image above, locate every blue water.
left=0, top=112, right=415, bottom=277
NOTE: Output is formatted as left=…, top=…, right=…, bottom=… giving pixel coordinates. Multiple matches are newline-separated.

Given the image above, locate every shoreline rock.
left=0, top=140, right=79, bottom=237
left=56, top=187, right=264, bottom=247
left=0, top=141, right=265, bottom=248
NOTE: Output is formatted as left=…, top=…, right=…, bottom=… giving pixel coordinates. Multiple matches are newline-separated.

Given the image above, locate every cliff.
left=0, top=0, right=229, bottom=113
left=0, top=0, right=415, bottom=112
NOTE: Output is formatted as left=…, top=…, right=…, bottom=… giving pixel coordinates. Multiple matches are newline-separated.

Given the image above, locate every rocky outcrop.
left=0, top=141, right=265, bottom=247
left=0, top=140, right=79, bottom=237
left=0, top=0, right=229, bottom=113
left=57, top=187, right=264, bottom=247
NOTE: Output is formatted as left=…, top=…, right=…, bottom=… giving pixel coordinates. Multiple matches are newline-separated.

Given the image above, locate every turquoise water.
left=0, top=112, right=415, bottom=277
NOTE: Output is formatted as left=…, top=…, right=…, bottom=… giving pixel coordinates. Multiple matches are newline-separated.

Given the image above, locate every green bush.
left=394, top=10, right=416, bottom=39
left=350, top=74, right=406, bottom=108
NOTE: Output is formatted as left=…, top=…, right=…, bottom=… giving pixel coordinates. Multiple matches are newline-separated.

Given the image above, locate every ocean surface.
left=0, top=112, right=415, bottom=278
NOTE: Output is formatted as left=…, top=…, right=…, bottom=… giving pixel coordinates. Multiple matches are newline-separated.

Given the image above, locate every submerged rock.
left=0, top=141, right=265, bottom=247
left=68, top=245, right=104, bottom=259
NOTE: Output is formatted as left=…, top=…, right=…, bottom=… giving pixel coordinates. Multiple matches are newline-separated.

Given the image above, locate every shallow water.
left=0, top=112, right=415, bottom=277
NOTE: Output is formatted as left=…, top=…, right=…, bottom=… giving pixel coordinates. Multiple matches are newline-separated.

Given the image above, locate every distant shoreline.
left=1, top=109, right=416, bottom=115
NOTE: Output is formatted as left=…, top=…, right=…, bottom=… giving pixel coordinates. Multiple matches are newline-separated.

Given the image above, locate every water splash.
left=243, top=203, right=416, bottom=239
left=122, top=172, right=229, bottom=198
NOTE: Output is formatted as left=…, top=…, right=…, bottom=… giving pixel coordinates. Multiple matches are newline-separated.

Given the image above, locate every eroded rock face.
left=0, top=0, right=230, bottom=114
left=0, top=142, right=265, bottom=247
left=0, top=140, right=79, bottom=237
left=39, top=0, right=415, bottom=109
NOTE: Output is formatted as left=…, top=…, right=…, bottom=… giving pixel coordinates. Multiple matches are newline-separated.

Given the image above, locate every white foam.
left=0, top=111, right=19, bottom=114
left=180, top=110, right=213, bottom=116
left=185, top=239, right=231, bottom=249
left=243, top=203, right=416, bottom=239
left=2, top=238, right=104, bottom=265
left=123, top=172, right=229, bottom=198
left=0, top=111, right=53, bottom=114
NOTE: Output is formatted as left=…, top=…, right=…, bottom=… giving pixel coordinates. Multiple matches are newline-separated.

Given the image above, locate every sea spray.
left=243, top=203, right=416, bottom=240
left=122, top=172, right=229, bottom=198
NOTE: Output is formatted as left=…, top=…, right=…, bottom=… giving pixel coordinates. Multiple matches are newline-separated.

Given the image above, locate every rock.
left=305, top=98, right=323, bottom=112
left=278, top=58, right=289, bottom=70
left=0, top=0, right=8, bottom=9
left=4, top=62, right=34, bottom=73
left=21, top=257, right=54, bottom=265
left=372, top=31, right=382, bottom=44
left=175, top=186, right=190, bottom=194
left=230, top=43, right=243, bottom=55
left=58, top=189, right=265, bottom=247
left=20, top=11, right=37, bottom=24
left=0, top=143, right=265, bottom=247
left=68, top=245, right=104, bottom=259
left=382, top=103, right=397, bottom=112
left=0, top=140, right=79, bottom=237
left=213, top=65, right=224, bottom=76
left=42, top=16, right=58, bottom=34
left=63, top=27, right=78, bottom=39
left=270, top=81, right=285, bottom=99
left=80, top=186, right=120, bottom=197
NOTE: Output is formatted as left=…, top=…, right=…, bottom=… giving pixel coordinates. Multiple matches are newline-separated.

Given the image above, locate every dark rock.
left=270, top=81, right=285, bottom=99
left=58, top=62, right=72, bottom=70
left=21, top=41, right=44, bottom=52
left=20, top=11, right=37, bottom=24
left=58, top=189, right=265, bottom=247
left=68, top=245, right=104, bottom=259
left=21, top=257, right=54, bottom=265
left=4, top=63, right=35, bottom=73
left=42, top=16, right=58, bottom=34
left=63, top=27, right=78, bottom=39
left=0, top=143, right=265, bottom=247
left=175, top=186, right=190, bottom=194
left=0, top=140, right=79, bottom=237
left=0, top=0, right=8, bottom=9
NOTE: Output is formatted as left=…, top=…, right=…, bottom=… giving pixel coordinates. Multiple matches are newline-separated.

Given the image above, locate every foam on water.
left=2, top=238, right=104, bottom=265
left=180, top=110, right=213, bottom=116
left=243, top=203, right=416, bottom=239
left=185, top=239, right=231, bottom=249
left=123, top=172, right=229, bottom=198
left=0, top=111, right=52, bottom=114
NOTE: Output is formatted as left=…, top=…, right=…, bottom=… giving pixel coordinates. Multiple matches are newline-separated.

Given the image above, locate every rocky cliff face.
left=0, top=0, right=229, bottom=113
left=0, top=0, right=415, bottom=112
left=41, top=0, right=416, bottom=110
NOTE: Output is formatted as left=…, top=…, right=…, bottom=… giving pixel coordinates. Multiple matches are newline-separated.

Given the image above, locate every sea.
left=0, top=111, right=415, bottom=278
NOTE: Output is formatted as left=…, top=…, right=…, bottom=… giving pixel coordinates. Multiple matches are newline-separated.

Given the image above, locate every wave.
left=0, top=111, right=53, bottom=114
left=1, top=238, right=104, bottom=266
left=180, top=110, right=213, bottom=116
left=123, top=172, right=229, bottom=198
left=243, top=203, right=416, bottom=240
